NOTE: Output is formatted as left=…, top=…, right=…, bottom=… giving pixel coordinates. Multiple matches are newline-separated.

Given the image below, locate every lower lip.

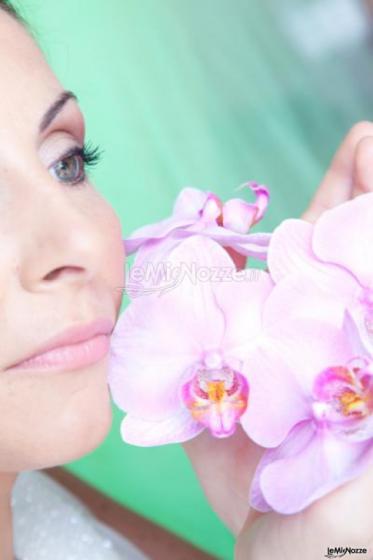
left=7, top=334, right=110, bottom=373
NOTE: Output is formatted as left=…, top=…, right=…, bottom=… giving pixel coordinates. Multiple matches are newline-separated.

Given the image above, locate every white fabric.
left=11, top=470, right=149, bottom=560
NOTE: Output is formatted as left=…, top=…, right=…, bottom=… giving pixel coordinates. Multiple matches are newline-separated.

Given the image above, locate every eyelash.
left=78, top=141, right=103, bottom=167
left=52, top=140, right=104, bottom=186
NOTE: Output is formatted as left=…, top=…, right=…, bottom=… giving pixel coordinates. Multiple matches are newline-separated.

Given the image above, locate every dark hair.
left=0, top=0, right=17, bottom=17
left=0, top=0, right=28, bottom=28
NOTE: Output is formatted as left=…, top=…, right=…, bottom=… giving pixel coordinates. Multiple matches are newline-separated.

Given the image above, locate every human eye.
left=49, top=140, right=104, bottom=186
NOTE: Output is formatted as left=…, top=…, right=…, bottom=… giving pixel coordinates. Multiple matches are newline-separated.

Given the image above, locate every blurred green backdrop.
left=19, top=0, right=373, bottom=558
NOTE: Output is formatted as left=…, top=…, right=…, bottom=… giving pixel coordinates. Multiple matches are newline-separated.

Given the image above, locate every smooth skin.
left=183, top=122, right=373, bottom=560
left=0, top=11, right=125, bottom=558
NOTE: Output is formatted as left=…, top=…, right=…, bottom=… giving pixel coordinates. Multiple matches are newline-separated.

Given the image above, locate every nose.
left=16, top=186, right=106, bottom=294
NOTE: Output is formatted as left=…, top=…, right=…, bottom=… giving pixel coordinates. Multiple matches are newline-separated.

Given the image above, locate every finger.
left=302, top=121, right=373, bottom=223
left=352, top=135, right=373, bottom=198
left=236, top=466, right=373, bottom=560
left=182, top=426, right=263, bottom=534
left=239, top=506, right=264, bottom=535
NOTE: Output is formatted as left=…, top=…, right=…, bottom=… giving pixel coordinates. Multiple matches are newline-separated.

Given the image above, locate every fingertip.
left=301, top=123, right=373, bottom=222
left=353, top=135, right=373, bottom=197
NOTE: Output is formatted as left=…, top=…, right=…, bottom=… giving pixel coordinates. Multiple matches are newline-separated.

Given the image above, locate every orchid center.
left=181, top=355, right=248, bottom=438
left=312, top=358, right=373, bottom=437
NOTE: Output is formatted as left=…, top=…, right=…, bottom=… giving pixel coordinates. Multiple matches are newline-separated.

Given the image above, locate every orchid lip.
left=312, top=358, right=373, bottom=438
left=181, top=361, right=249, bottom=438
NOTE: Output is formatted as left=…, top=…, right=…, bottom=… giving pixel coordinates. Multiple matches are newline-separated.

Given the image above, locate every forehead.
left=0, top=11, right=63, bottom=124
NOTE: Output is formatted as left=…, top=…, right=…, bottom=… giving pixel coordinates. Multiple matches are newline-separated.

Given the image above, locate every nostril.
left=43, top=265, right=84, bottom=282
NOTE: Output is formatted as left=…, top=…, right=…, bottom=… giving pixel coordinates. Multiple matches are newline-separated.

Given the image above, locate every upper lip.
left=6, top=318, right=115, bottom=369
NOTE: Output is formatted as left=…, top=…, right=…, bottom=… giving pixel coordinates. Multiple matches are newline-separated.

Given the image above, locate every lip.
left=6, top=318, right=114, bottom=373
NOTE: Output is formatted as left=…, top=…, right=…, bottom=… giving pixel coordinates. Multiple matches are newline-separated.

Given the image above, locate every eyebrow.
left=39, top=90, right=78, bottom=134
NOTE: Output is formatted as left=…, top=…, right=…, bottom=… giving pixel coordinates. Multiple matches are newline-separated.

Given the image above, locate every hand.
left=182, top=122, right=373, bottom=559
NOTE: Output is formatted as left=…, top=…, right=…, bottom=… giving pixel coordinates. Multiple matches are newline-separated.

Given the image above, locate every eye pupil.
left=54, top=154, right=84, bottom=184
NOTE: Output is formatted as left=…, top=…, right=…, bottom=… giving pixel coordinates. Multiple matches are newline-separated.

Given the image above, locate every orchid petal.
left=262, top=273, right=355, bottom=331
left=125, top=184, right=271, bottom=261
left=214, top=269, right=273, bottom=363
left=124, top=216, right=194, bottom=255
left=125, top=237, right=180, bottom=298
left=347, top=303, right=373, bottom=357
left=245, top=181, right=270, bottom=223
left=234, top=181, right=270, bottom=224
left=227, top=241, right=269, bottom=260
left=267, top=219, right=315, bottom=282
left=249, top=468, right=272, bottom=512
left=192, top=226, right=271, bottom=246
left=240, top=345, right=309, bottom=448
left=268, top=218, right=359, bottom=294
left=124, top=188, right=212, bottom=255
left=200, top=193, right=223, bottom=222
left=263, top=317, right=360, bottom=395
left=313, top=192, right=373, bottom=287
left=187, top=225, right=271, bottom=258
left=222, top=198, right=258, bottom=233
left=249, top=439, right=285, bottom=513
left=172, top=187, right=210, bottom=219
left=252, top=421, right=372, bottom=514
left=109, top=236, right=234, bottom=419
left=120, top=409, right=204, bottom=446
left=109, top=301, right=197, bottom=419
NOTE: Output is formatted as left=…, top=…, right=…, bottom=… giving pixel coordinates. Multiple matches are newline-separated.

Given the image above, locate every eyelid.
left=38, top=128, right=82, bottom=168
left=48, top=143, right=83, bottom=170
left=37, top=101, right=85, bottom=149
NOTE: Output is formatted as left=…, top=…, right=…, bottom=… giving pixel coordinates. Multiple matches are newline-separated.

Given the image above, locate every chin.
left=2, top=359, right=114, bottom=472
left=41, top=367, right=114, bottom=469
left=46, top=386, right=113, bottom=468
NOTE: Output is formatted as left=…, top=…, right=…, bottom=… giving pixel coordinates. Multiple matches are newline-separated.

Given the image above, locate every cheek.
left=0, top=195, right=124, bottom=470
left=0, top=357, right=112, bottom=471
left=95, top=198, right=126, bottom=311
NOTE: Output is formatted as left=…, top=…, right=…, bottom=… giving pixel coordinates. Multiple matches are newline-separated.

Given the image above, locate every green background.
left=19, top=1, right=373, bottom=558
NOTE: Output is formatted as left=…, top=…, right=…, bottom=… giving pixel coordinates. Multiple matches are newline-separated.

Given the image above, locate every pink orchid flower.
left=108, top=234, right=273, bottom=445
left=268, top=192, right=373, bottom=354
left=245, top=310, right=373, bottom=515
left=124, top=182, right=271, bottom=268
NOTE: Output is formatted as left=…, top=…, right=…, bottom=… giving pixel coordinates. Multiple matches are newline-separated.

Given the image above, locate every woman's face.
left=0, top=12, right=125, bottom=470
